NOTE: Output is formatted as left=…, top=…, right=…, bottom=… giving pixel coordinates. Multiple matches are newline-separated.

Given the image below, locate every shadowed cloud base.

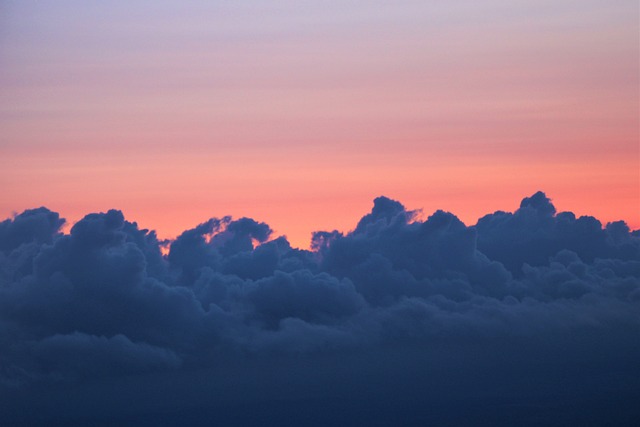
left=1, top=192, right=639, bottom=426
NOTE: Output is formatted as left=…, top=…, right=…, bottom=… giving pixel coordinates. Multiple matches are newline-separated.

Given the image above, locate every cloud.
left=0, top=207, right=64, bottom=253
left=476, top=191, right=640, bottom=275
left=1, top=192, right=639, bottom=426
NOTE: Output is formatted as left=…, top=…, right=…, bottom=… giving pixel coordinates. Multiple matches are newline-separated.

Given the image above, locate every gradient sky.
left=1, top=0, right=638, bottom=248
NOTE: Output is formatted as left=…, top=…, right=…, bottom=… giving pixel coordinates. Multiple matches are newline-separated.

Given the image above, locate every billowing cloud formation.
left=1, top=192, right=639, bottom=426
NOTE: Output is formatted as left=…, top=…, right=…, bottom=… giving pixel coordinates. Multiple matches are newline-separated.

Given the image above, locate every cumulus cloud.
left=0, top=192, right=639, bottom=426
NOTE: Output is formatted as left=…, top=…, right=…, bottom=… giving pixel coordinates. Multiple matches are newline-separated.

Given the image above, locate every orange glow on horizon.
left=4, top=146, right=637, bottom=250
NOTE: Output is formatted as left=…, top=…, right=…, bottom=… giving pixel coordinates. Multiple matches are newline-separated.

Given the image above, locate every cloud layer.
left=1, top=192, right=639, bottom=426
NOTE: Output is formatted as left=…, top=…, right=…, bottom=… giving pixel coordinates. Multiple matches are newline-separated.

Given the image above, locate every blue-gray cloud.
left=0, top=193, right=638, bottom=426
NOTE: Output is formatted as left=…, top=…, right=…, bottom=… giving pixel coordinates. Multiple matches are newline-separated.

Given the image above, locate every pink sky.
left=1, top=1, right=638, bottom=248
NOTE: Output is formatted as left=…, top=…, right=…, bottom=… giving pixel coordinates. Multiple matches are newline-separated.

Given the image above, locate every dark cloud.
left=1, top=192, right=639, bottom=426
left=476, top=191, right=640, bottom=275
left=0, top=207, right=64, bottom=253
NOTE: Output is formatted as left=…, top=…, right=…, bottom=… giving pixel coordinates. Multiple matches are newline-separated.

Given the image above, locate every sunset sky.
left=2, top=3, right=640, bottom=425
left=1, top=0, right=638, bottom=248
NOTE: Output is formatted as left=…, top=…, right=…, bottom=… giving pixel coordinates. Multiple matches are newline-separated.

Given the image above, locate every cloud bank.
left=1, top=192, right=639, bottom=426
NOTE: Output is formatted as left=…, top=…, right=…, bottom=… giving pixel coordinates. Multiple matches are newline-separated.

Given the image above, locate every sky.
left=1, top=0, right=638, bottom=248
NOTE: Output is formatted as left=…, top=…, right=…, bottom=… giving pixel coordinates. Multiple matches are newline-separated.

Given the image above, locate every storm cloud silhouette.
left=1, top=192, right=639, bottom=426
